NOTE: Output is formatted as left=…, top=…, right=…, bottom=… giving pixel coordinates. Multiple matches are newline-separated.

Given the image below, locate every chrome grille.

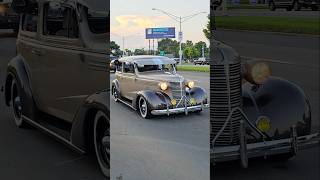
left=210, top=63, right=242, bottom=147
left=170, top=81, right=185, bottom=106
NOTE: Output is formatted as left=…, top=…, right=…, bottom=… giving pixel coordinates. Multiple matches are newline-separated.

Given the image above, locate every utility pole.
left=152, top=8, right=206, bottom=65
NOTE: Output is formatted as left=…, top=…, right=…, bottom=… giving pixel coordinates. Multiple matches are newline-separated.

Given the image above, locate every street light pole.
left=152, top=8, right=206, bottom=65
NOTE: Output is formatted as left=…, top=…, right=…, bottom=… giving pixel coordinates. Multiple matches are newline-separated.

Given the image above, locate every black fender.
left=242, top=77, right=311, bottom=140
left=5, top=55, right=36, bottom=119
left=70, top=90, right=110, bottom=152
left=134, top=90, right=171, bottom=111
left=187, top=86, right=208, bottom=104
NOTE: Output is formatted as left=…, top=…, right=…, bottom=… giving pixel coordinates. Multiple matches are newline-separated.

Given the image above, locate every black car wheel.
left=138, top=96, right=151, bottom=119
left=269, top=1, right=276, bottom=11
left=293, top=1, right=301, bottom=11
left=112, top=85, right=119, bottom=102
left=11, top=78, right=27, bottom=128
left=94, top=111, right=110, bottom=177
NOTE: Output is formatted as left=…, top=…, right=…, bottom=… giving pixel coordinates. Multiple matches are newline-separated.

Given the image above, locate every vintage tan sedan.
left=111, top=55, right=209, bottom=118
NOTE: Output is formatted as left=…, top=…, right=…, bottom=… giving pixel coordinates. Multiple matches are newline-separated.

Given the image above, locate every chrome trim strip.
left=151, top=104, right=209, bottom=115
left=211, top=133, right=320, bottom=162
left=117, top=98, right=137, bottom=111
left=22, top=115, right=85, bottom=154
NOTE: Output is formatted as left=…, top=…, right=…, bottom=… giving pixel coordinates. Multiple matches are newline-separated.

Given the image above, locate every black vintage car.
left=269, top=0, right=319, bottom=11
left=210, top=40, right=320, bottom=167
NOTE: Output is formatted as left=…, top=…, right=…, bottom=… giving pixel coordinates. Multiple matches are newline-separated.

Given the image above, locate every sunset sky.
left=110, top=0, right=209, bottom=51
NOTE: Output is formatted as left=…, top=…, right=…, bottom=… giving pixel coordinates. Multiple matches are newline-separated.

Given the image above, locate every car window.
left=123, top=63, right=134, bottom=74
left=22, top=6, right=38, bottom=32
left=43, top=2, right=79, bottom=38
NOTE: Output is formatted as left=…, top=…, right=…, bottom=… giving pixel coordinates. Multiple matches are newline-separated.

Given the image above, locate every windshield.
left=137, top=64, right=176, bottom=74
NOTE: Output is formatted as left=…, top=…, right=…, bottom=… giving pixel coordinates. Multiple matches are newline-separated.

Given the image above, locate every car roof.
left=119, top=55, right=176, bottom=65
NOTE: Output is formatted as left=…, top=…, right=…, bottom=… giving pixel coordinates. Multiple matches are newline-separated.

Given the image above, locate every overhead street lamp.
left=152, top=8, right=206, bottom=65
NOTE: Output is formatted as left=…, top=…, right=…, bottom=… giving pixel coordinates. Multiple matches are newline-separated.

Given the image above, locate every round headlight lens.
left=187, top=81, right=195, bottom=89
left=249, top=62, right=271, bottom=85
left=159, top=82, right=168, bottom=91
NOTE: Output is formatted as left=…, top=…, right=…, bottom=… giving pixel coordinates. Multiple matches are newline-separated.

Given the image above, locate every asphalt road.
left=110, top=72, right=210, bottom=180
left=215, top=9, right=320, bottom=18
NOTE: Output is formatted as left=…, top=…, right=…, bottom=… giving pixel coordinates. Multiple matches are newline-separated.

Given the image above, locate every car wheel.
left=94, top=111, right=110, bottom=177
left=293, top=1, right=301, bottom=11
left=269, top=1, right=276, bottom=11
left=138, top=96, right=151, bottom=119
left=112, top=85, right=119, bottom=102
left=11, top=78, right=27, bottom=128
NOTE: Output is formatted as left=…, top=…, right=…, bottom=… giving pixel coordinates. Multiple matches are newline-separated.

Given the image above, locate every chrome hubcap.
left=139, top=98, right=147, bottom=117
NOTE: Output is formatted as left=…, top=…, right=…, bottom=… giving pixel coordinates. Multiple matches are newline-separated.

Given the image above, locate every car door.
left=121, top=62, right=136, bottom=100
left=32, top=2, right=106, bottom=123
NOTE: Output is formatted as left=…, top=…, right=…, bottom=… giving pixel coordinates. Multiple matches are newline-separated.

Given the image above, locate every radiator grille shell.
left=210, top=62, right=242, bottom=147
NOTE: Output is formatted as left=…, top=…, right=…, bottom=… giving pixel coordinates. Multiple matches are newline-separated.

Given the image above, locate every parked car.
left=0, top=2, right=19, bottom=32
left=210, top=40, right=319, bottom=167
left=269, top=0, right=319, bottom=11
left=194, top=57, right=209, bottom=65
left=111, top=55, right=209, bottom=118
left=5, top=0, right=109, bottom=177
left=110, top=56, right=119, bottom=72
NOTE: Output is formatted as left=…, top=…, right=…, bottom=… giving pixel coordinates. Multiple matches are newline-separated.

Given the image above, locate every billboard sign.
left=146, top=27, right=175, bottom=39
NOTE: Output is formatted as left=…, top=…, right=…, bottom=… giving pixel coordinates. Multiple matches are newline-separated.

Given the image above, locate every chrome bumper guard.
left=211, top=107, right=320, bottom=167
left=211, top=133, right=320, bottom=162
left=151, top=104, right=209, bottom=115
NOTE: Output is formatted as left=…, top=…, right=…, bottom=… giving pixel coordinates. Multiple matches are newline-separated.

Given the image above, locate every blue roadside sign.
left=146, top=27, right=175, bottom=39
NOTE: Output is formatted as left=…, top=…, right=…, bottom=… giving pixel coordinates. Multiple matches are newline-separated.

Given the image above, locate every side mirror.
left=11, top=0, right=37, bottom=14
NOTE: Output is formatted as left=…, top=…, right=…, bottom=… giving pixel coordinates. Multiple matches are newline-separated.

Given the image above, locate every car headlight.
left=245, top=62, right=271, bottom=85
left=159, top=82, right=168, bottom=91
left=187, top=81, right=195, bottom=89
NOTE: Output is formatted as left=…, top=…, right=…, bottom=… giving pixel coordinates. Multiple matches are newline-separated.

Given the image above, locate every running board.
left=118, top=98, right=137, bottom=111
left=22, top=115, right=85, bottom=154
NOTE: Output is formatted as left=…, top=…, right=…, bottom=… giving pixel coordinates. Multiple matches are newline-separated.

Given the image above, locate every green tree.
left=158, top=38, right=180, bottom=57
left=203, top=15, right=211, bottom=40
left=110, top=41, right=122, bottom=57
left=134, top=48, right=147, bottom=55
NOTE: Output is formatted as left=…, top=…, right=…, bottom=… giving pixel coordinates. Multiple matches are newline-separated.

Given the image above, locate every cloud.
left=111, top=15, right=170, bottom=36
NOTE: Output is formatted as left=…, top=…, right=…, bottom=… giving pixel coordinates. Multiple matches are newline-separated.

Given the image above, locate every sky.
left=110, top=0, right=210, bottom=51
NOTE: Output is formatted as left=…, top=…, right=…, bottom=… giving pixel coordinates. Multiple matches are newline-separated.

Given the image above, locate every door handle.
left=31, top=49, right=43, bottom=56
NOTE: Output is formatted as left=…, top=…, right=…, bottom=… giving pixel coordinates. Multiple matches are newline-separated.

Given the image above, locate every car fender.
left=242, top=76, right=311, bottom=140
left=187, top=86, right=208, bottom=104
left=5, top=54, right=36, bottom=119
left=134, top=90, right=170, bottom=111
left=70, top=90, right=110, bottom=152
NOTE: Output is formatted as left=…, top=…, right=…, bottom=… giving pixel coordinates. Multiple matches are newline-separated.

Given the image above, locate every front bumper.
left=151, top=104, right=209, bottom=115
left=211, top=133, right=320, bottom=162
